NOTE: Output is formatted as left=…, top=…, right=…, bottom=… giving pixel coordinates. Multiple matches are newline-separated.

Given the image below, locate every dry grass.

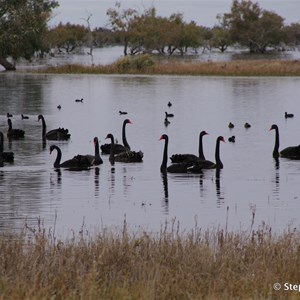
left=34, top=57, right=300, bottom=76
left=1, top=220, right=300, bottom=299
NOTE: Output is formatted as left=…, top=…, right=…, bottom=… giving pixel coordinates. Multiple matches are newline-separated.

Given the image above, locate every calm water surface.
left=1, top=73, right=300, bottom=236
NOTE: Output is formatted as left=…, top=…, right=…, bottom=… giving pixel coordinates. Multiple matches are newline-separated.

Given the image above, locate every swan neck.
left=41, top=116, right=46, bottom=137
left=109, top=136, right=115, bottom=165
left=0, top=132, right=3, bottom=153
left=273, top=127, right=280, bottom=157
left=54, top=146, right=61, bottom=168
left=94, top=139, right=100, bottom=159
left=122, top=122, right=130, bottom=150
left=8, top=119, right=12, bottom=130
left=215, top=139, right=223, bottom=169
left=161, top=137, right=168, bottom=172
left=198, top=134, right=205, bottom=160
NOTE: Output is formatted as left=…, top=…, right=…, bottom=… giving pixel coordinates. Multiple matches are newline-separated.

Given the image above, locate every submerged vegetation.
left=0, top=220, right=300, bottom=299
left=35, top=55, right=300, bottom=76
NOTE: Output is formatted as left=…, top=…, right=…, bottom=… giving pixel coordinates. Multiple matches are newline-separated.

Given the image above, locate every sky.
left=49, top=0, right=300, bottom=29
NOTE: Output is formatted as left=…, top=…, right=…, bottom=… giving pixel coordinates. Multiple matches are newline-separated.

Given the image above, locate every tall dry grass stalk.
left=34, top=58, right=300, bottom=76
left=0, top=219, right=300, bottom=299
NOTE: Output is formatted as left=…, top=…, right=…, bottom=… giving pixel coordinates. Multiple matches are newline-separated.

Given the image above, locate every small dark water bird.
left=228, top=122, right=234, bottom=128
left=7, top=118, right=25, bottom=139
left=165, top=112, right=174, bottom=118
left=228, top=136, right=235, bottom=143
left=21, top=114, right=29, bottom=120
left=50, top=145, right=91, bottom=170
left=285, top=112, right=294, bottom=118
left=244, top=122, right=251, bottom=128
left=75, top=98, right=83, bottom=102
left=0, top=131, right=14, bottom=163
left=164, top=117, right=170, bottom=126
left=119, top=111, right=128, bottom=115
left=57, top=105, right=62, bottom=110
left=167, top=101, right=172, bottom=107
left=38, top=114, right=71, bottom=141
left=270, top=124, right=300, bottom=159
left=7, top=113, right=13, bottom=118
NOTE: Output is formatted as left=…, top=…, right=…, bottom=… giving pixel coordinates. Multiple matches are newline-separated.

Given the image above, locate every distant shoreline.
left=31, top=58, right=300, bottom=77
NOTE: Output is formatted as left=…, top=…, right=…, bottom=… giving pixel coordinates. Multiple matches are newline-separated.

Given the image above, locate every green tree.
left=223, top=0, right=284, bottom=53
left=210, top=14, right=232, bottom=52
left=106, top=2, right=139, bottom=56
left=48, top=22, right=88, bottom=53
left=0, top=0, right=58, bottom=70
left=283, top=23, right=300, bottom=49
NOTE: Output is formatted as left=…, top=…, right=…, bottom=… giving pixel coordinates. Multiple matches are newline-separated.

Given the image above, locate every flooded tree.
left=221, top=0, right=284, bottom=53
left=0, top=0, right=58, bottom=70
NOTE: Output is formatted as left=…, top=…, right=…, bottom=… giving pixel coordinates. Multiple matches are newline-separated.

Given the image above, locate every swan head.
left=159, top=134, right=168, bottom=141
left=49, top=145, right=57, bottom=155
left=269, top=124, right=278, bottom=131
left=200, top=131, right=208, bottom=136
left=105, top=133, right=114, bottom=141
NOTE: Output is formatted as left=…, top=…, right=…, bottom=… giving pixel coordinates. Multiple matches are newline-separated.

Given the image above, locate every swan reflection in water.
left=215, top=169, right=224, bottom=207
left=161, top=171, right=169, bottom=214
left=50, top=168, right=62, bottom=187
left=94, top=167, right=100, bottom=196
left=272, top=157, right=280, bottom=201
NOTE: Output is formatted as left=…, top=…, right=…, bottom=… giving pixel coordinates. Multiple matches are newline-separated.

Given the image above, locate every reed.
left=0, top=219, right=300, bottom=299
left=35, top=57, right=300, bottom=76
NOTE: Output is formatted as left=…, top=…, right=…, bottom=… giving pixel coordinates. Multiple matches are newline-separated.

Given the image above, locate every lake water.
left=1, top=73, right=300, bottom=236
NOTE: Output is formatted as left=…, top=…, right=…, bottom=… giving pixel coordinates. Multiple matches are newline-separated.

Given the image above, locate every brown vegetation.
left=1, top=221, right=300, bottom=299
left=35, top=57, right=300, bottom=76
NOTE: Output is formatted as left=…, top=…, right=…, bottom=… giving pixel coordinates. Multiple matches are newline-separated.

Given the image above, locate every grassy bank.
left=1, top=221, right=300, bottom=299
left=35, top=55, right=300, bottom=76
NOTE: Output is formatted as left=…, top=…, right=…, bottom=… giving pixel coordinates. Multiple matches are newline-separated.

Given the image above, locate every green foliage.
left=222, top=0, right=284, bottom=53
left=0, top=0, right=58, bottom=69
left=48, top=22, right=88, bottom=53
left=283, top=23, right=300, bottom=48
left=114, top=54, right=155, bottom=72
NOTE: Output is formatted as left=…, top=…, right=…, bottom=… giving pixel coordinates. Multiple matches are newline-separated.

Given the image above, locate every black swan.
left=50, top=145, right=91, bottom=169
left=7, top=118, right=25, bottom=139
left=165, top=112, right=174, bottom=118
left=228, top=136, right=235, bottom=143
left=75, top=98, right=83, bottom=102
left=270, top=124, right=300, bottom=159
left=38, top=114, right=71, bottom=141
left=170, top=131, right=208, bottom=163
left=164, top=117, right=170, bottom=126
left=57, top=105, right=62, bottom=110
left=244, top=122, right=251, bottom=128
left=285, top=112, right=294, bottom=118
left=160, top=134, right=194, bottom=173
left=228, top=122, right=234, bottom=128
left=119, top=111, right=128, bottom=115
left=0, top=131, right=14, bottom=162
left=104, top=132, right=143, bottom=163
left=168, top=101, right=172, bottom=107
left=80, top=137, right=103, bottom=166
left=188, top=136, right=225, bottom=172
left=7, top=113, right=13, bottom=118
left=101, top=119, right=132, bottom=154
